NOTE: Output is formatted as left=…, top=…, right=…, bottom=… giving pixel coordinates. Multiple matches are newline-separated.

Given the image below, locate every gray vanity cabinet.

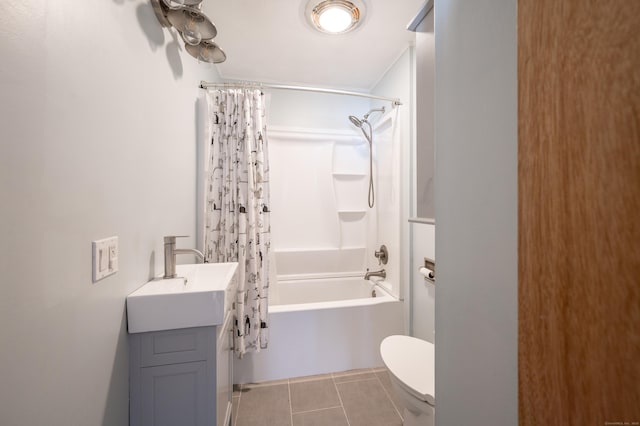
left=129, top=313, right=234, bottom=426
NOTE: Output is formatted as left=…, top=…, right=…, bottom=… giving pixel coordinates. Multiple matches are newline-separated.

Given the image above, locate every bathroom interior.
left=0, top=0, right=532, bottom=426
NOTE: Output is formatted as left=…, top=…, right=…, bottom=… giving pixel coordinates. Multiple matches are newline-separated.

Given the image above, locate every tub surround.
left=274, top=248, right=367, bottom=280
left=268, top=127, right=372, bottom=282
left=267, top=118, right=403, bottom=299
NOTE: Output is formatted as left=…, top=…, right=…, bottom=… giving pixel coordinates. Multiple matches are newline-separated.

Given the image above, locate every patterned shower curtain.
left=203, top=89, right=270, bottom=357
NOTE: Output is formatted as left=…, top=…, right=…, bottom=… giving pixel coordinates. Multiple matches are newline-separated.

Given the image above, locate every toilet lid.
left=380, top=335, right=435, bottom=405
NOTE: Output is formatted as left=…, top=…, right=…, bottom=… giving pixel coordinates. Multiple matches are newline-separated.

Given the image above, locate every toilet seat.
left=380, top=335, right=435, bottom=406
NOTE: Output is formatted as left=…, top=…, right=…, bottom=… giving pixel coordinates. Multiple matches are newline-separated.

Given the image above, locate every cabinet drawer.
left=140, top=328, right=212, bottom=367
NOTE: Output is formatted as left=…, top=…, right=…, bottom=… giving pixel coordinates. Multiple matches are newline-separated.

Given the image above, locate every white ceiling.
left=201, top=0, right=424, bottom=91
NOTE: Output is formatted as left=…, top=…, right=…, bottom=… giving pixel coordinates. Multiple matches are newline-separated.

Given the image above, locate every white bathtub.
left=233, top=277, right=404, bottom=384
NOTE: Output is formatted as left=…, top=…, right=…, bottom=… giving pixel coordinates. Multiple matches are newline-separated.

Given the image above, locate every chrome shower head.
left=349, top=107, right=386, bottom=128
left=349, top=115, right=363, bottom=128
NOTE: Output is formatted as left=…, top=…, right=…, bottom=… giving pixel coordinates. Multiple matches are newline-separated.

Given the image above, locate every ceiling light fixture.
left=307, top=0, right=365, bottom=35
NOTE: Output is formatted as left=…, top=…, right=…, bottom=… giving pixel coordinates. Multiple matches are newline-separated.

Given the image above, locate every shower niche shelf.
left=332, top=172, right=367, bottom=178
left=330, top=140, right=370, bottom=253
left=337, top=210, right=367, bottom=215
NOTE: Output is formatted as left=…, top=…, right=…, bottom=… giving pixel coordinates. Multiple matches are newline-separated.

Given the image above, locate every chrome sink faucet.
left=163, top=236, right=206, bottom=279
left=364, top=268, right=386, bottom=280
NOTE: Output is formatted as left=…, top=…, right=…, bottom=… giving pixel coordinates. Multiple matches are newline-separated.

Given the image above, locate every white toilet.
left=380, top=335, right=435, bottom=426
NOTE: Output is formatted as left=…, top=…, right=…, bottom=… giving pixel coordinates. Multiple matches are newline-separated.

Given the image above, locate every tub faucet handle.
left=374, top=245, right=388, bottom=265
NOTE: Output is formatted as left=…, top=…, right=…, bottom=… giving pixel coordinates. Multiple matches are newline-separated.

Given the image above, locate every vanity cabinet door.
left=140, top=361, right=208, bottom=426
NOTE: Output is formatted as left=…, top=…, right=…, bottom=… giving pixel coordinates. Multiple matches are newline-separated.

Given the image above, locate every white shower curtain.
left=203, top=89, right=270, bottom=357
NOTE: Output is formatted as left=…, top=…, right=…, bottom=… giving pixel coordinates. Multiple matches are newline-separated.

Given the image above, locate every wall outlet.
left=92, top=236, right=119, bottom=282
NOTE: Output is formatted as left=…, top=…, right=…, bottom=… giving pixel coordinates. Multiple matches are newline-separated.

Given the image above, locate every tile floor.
left=232, top=367, right=405, bottom=426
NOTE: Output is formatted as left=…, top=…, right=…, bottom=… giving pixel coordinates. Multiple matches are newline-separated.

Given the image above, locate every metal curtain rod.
left=199, top=80, right=403, bottom=106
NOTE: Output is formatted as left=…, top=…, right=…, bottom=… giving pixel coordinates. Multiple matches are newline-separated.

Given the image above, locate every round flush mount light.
left=306, top=0, right=365, bottom=35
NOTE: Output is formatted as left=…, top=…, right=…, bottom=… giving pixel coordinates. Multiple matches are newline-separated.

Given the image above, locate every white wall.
left=266, top=89, right=371, bottom=131
left=0, top=1, right=221, bottom=425
left=434, top=0, right=517, bottom=425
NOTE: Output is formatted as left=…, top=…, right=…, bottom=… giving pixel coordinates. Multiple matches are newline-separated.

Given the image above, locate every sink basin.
left=127, top=262, right=238, bottom=333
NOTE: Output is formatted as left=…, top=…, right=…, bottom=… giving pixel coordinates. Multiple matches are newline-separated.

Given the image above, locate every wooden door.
left=519, top=1, right=640, bottom=424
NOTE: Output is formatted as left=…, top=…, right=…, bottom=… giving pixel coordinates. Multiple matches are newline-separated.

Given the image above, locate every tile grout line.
left=291, top=405, right=344, bottom=415
left=338, top=377, right=379, bottom=384
left=333, top=376, right=376, bottom=384
left=332, top=369, right=381, bottom=385
left=287, top=378, right=293, bottom=426
left=373, top=373, right=404, bottom=421
left=332, top=374, right=352, bottom=426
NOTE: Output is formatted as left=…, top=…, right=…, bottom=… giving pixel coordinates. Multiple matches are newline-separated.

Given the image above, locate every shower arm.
left=363, top=107, right=386, bottom=120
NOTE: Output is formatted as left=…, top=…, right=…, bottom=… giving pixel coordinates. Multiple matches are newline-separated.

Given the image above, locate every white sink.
left=127, top=262, right=238, bottom=333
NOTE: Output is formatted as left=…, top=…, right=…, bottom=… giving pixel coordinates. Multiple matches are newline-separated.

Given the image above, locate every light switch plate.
left=92, top=236, right=119, bottom=282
